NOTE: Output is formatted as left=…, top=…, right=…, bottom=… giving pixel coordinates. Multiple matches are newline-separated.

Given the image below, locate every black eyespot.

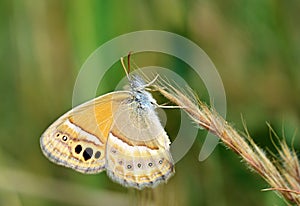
left=148, top=162, right=153, bottom=167
left=56, top=133, right=60, bottom=137
left=62, top=135, right=68, bottom=141
left=83, top=147, right=93, bottom=161
left=74, top=145, right=82, bottom=154
left=94, top=151, right=101, bottom=159
left=127, top=165, right=132, bottom=169
left=137, top=163, right=141, bottom=168
left=159, top=159, right=163, bottom=164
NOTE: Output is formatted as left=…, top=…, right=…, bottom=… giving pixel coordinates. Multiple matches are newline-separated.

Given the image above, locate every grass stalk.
left=154, top=78, right=300, bottom=205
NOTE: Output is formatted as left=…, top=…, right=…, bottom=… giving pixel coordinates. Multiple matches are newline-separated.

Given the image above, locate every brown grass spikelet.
left=153, top=77, right=300, bottom=205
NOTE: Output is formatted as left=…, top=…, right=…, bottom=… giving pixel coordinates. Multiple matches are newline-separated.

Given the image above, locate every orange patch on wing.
left=69, top=99, right=114, bottom=143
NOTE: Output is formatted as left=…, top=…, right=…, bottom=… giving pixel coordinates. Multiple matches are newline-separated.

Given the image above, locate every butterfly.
left=40, top=56, right=175, bottom=189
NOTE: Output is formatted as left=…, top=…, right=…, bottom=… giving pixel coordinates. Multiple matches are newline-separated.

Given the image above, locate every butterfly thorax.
left=128, top=75, right=157, bottom=112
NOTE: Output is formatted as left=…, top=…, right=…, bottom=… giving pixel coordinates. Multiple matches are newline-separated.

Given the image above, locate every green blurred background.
left=1, top=0, right=300, bottom=205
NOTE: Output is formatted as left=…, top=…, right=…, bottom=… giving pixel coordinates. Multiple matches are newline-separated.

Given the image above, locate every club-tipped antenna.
left=121, top=52, right=133, bottom=80
left=127, top=51, right=132, bottom=73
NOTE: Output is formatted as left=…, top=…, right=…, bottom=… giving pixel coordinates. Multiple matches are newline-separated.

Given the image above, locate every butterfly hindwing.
left=105, top=90, right=175, bottom=189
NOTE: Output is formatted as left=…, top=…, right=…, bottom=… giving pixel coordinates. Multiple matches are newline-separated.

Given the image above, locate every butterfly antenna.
left=127, top=51, right=132, bottom=74
left=121, top=56, right=130, bottom=80
left=121, top=52, right=134, bottom=81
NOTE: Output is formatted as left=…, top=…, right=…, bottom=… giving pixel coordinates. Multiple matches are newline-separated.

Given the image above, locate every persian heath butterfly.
left=40, top=55, right=174, bottom=189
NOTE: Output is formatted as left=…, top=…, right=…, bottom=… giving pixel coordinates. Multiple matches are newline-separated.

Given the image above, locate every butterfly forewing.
left=40, top=92, right=129, bottom=174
